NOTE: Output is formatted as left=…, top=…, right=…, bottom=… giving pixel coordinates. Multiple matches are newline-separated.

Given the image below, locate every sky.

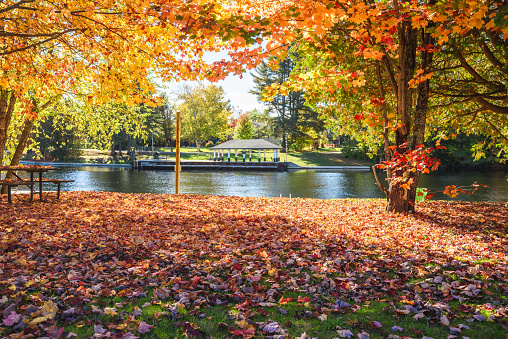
left=159, top=51, right=267, bottom=115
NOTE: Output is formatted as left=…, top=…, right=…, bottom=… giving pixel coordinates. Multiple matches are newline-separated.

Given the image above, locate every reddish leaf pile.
left=0, top=192, right=507, bottom=338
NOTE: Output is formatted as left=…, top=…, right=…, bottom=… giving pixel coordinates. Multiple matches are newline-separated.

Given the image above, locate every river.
left=43, top=167, right=508, bottom=202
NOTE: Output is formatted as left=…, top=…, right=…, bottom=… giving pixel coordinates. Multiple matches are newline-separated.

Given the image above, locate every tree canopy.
left=234, top=113, right=255, bottom=139
left=208, top=0, right=508, bottom=212
left=1, top=0, right=507, bottom=212
left=177, top=84, right=231, bottom=151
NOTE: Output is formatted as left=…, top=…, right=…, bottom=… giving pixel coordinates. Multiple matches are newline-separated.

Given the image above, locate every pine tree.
left=250, top=55, right=323, bottom=150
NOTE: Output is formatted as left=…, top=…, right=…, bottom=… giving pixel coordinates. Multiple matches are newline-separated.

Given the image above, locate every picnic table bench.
left=0, top=165, right=74, bottom=203
left=0, top=179, right=36, bottom=203
left=41, top=179, right=74, bottom=199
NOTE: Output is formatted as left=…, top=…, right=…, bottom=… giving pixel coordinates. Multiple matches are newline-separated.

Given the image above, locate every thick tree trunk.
left=386, top=18, right=417, bottom=213
left=110, top=136, right=116, bottom=156
left=407, top=20, right=436, bottom=211
left=1, top=96, right=57, bottom=194
left=1, top=117, right=35, bottom=194
left=195, top=140, right=201, bottom=152
left=9, top=117, right=35, bottom=167
left=0, top=90, right=17, bottom=164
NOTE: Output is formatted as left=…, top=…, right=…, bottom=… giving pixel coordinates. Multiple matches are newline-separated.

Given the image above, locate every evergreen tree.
left=155, top=96, right=175, bottom=150
left=250, top=55, right=323, bottom=150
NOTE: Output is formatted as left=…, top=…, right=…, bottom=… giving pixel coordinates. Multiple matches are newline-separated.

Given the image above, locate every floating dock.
left=132, top=160, right=289, bottom=171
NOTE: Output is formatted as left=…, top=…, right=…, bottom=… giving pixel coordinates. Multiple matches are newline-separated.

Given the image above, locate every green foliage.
left=178, top=84, right=232, bottom=151
left=234, top=113, right=255, bottom=139
left=36, top=111, right=84, bottom=161
left=155, top=96, right=176, bottom=148
left=340, top=138, right=373, bottom=160
left=251, top=52, right=324, bottom=150
left=431, top=133, right=506, bottom=168
left=248, top=109, right=276, bottom=138
left=64, top=99, right=149, bottom=151
left=428, top=34, right=508, bottom=159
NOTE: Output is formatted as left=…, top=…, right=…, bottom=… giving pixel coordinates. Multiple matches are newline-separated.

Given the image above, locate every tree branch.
left=0, top=29, right=80, bottom=55
left=482, top=114, right=508, bottom=143
left=479, top=40, right=508, bottom=75
left=475, top=96, right=508, bottom=114
left=452, top=44, right=489, bottom=84
left=0, top=0, right=35, bottom=14
left=372, top=165, right=388, bottom=196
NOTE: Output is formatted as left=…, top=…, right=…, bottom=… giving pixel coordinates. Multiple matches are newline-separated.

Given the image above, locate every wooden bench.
left=41, top=179, right=74, bottom=199
left=1, top=179, right=74, bottom=203
left=0, top=180, right=36, bottom=203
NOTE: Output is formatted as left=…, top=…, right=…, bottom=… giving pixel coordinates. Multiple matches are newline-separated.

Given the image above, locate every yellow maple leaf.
left=104, top=307, right=118, bottom=316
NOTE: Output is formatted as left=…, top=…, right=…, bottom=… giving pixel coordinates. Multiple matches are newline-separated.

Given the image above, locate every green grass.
left=158, top=148, right=373, bottom=167
left=26, top=147, right=374, bottom=167
left=53, top=282, right=506, bottom=338
left=284, top=151, right=373, bottom=166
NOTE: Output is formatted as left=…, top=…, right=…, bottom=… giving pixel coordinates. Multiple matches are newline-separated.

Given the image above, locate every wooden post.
left=175, top=111, right=181, bottom=194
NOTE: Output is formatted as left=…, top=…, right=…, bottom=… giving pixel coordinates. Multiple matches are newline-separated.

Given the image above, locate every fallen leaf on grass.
left=137, top=321, right=153, bottom=334
left=262, top=321, right=281, bottom=333
left=440, top=314, right=449, bottom=326
left=183, top=322, right=206, bottom=338
left=279, top=296, right=293, bottom=304
left=229, top=328, right=255, bottom=339
left=3, top=311, right=20, bottom=326
left=337, top=329, right=353, bottom=338
left=473, top=314, right=486, bottom=321
left=104, top=307, right=117, bottom=316
left=45, top=325, right=64, bottom=339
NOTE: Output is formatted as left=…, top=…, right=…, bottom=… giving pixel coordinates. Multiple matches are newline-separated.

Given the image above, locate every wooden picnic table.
left=0, top=165, right=73, bottom=203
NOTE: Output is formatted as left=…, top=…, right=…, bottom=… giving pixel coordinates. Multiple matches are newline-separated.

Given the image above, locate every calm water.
left=43, top=167, right=508, bottom=202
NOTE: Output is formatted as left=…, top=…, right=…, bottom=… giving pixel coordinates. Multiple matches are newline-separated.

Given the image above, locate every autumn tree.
left=0, top=0, right=242, bottom=167
left=177, top=84, right=231, bottom=151
left=214, top=0, right=507, bottom=212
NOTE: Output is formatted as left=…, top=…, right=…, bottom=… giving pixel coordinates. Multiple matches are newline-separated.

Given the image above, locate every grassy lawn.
left=55, top=148, right=373, bottom=167
left=0, top=192, right=506, bottom=338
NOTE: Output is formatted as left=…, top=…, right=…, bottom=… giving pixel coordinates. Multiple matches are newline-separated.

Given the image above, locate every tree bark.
left=0, top=90, right=17, bottom=164
left=386, top=16, right=417, bottom=213
left=1, top=96, right=58, bottom=194
left=1, top=116, right=36, bottom=194
left=407, top=17, right=436, bottom=212
left=110, top=135, right=116, bottom=156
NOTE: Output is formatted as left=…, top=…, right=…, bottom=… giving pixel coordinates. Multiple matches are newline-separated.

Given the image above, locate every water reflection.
left=47, top=167, right=508, bottom=202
